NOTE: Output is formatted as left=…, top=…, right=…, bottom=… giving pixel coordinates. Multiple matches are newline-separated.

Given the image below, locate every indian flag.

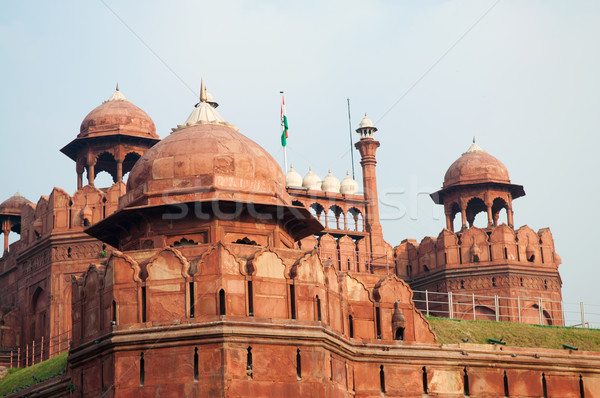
left=281, top=93, right=288, bottom=147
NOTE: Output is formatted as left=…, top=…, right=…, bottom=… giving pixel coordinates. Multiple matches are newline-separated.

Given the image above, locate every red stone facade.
left=0, top=86, right=591, bottom=397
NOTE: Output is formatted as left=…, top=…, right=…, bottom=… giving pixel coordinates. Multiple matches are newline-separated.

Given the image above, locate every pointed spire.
left=116, top=82, right=119, bottom=91
left=200, top=78, right=207, bottom=103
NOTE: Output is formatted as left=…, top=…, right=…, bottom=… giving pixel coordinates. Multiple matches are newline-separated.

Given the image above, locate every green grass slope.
left=0, top=352, right=67, bottom=396
left=428, top=317, right=600, bottom=351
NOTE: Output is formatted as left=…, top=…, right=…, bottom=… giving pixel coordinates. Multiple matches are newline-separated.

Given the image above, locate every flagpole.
left=280, top=91, right=288, bottom=172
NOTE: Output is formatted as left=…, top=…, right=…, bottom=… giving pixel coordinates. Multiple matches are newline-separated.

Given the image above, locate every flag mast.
left=280, top=91, right=289, bottom=172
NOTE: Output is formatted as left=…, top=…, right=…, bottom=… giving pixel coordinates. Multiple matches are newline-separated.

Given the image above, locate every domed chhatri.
left=431, top=140, right=525, bottom=231
left=79, top=85, right=158, bottom=140
left=443, top=141, right=511, bottom=189
left=285, top=165, right=303, bottom=188
left=302, top=167, right=322, bottom=190
left=0, top=193, right=32, bottom=216
left=61, top=85, right=160, bottom=188
left=340, top=171, right=359, bottom=195
left=321, top=170, right=341, bottom=193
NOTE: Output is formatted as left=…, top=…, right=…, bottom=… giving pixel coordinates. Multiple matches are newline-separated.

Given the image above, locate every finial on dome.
left=106, top=85, right=127, bottom=102
left=200, top=78, right=207, bottom=103
left=473, top=136, right=475, bottom=144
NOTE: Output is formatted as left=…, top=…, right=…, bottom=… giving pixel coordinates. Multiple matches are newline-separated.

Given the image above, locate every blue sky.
left=1, top=0, right=599, bottom=319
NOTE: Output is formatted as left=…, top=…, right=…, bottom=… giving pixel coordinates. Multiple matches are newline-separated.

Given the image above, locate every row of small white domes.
left=286, top=166, right=360, bottom=194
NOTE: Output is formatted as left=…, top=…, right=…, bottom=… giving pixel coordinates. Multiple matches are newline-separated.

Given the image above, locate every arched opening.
left=309, top=203, right=324, bottom=223
left=422, top=367, right=428, bottom=394
left=193, top=348, right=199, bottom=381
left=379, top=365, right=386, bottom=393
left=296, top=349, right=302, bottom=380
left=246, top=347, right=253, bottom=378
left=521, top=305, right=552, bottom=325
left=292, top=200, right=303, bottom=207
left=348, top=208, right=363, bottom=232
left=492, top=197, right=509, bottom=226
left=94, top=170, right=114, bottom=189
left=328, top=205, right=343, bottom=230
left=448, top=202, right=461, bottom=231
left=219, top=289, right=226, bottom=316
left=316, top=295, right=321, bottom=321
left=504, top=370, right=510, bottom=396
left=466, top=197, right=487, bottom=228
left=349, top=315, right=354, bottom=338
left=140, top=353, right=145, bottom=386
left=31, top=287, right=47, bottom=342
left=462, top=305, right=496, bottom=321
left=463, top=368, right=470, bottom=396
left=289, top=284, right=296, bottom=320
left=122, top=152, right=141, bottom=183
left=542, top=373, right=548, bottom=398
left=189, top=282, right=195, bottom=318
left=394, top=326, right=404, bottom=340
left=111, top=300, right=117, bottom=325
left=94, top=152, right=118, bottom=186
left=173, top=237, right=198, bottom=247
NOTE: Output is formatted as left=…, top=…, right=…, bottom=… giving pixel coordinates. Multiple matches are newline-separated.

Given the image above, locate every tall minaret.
left=354, top=114, right=386, bottom=256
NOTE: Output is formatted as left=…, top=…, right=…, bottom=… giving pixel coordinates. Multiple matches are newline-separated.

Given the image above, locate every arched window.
left=465, top=197, right=487, bottom=228
left=246, top=346, right=253, bottom=379
left=316, top=296, right=321, bottom=321
left=193, top=348, right=199, bottom=381
left=219, top=289, right=226, bottom=316
left=140, top=353, right=145, bottom=386
left=296, top=349, right=302, bottom=380
left=379, top=365, right=386, bottom=393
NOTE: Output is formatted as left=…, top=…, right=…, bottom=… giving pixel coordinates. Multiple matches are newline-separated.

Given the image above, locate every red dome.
left=443, top=144, right=510, bottom=189
left=123, top=123, right=288, bottom=208
left=79, top=92, right=157, bottom=140
left=0, top=193, right=32, bottom=216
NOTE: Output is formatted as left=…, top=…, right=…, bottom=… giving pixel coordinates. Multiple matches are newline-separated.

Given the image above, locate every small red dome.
left=79, top=90, right=157, bottom=140
left=443, top=143, right=510, bottom=189
left=123, top=123, right=288, bottom=208
left=0, top=193, right=32, bottom=216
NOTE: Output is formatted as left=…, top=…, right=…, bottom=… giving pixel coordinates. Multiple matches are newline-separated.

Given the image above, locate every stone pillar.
left=77, top=172, right=83, bottom=190
left=2, top=220, right=9, bottom=252
left=445, top=208, right=453, bottom=231
left=3, top=229, right=9, bottom=253
left=507, top=207, right=514, bottom=228
left=461, top=208, right=467, bottom=230
left=486, top=203, right=493, bottom=227
left=116, top=160, right=123, bottom=183
left=87, top=164, right=95, bottom=186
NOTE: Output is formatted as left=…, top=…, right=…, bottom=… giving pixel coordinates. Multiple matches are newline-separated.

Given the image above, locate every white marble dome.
left=285, top=165, right=303, bottom=188
left=321, top=170, right=341, bottom=193
left=302, top=167, right=321, bottom=190
left=340, top=171, right=359, bottom=194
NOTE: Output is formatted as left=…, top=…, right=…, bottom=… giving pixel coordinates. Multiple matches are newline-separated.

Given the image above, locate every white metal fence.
left=412, top=290, right=600, bottom=328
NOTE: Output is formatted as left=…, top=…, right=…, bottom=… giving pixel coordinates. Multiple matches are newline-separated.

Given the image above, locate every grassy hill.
left=0, top=352, right=67, bottom=396
left=428, top=317, right=600, bottom=351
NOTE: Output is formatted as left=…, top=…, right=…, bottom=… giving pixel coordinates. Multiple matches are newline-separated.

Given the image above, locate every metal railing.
left=5, top=329, right=71, bottom=369
left=412, top=290, right=600, bottom=328
left=318, top=247, right=390, bottom=274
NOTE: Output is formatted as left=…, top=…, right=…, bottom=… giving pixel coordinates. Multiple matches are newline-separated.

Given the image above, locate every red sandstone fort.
left=0, top=83, right=596, bottom=396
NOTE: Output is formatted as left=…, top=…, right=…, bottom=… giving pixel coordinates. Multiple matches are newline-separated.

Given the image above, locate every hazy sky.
left=2, top=1, right=599, bottom=323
